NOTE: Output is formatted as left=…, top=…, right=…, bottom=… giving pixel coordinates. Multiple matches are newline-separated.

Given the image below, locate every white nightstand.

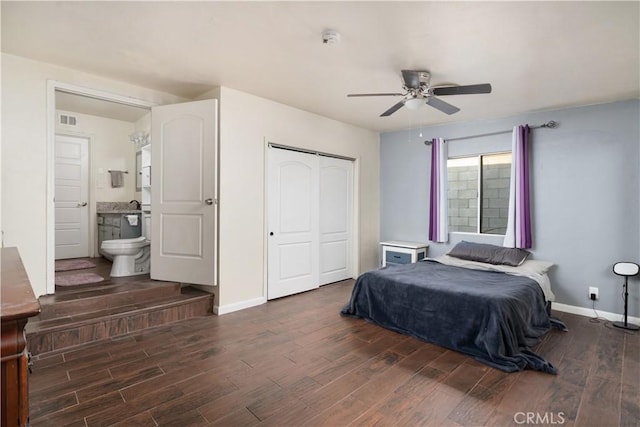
left=380, top=241, right=429, bottom=267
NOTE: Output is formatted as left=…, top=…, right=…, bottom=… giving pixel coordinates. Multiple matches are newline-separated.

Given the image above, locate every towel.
left=126, top=215, right=139, bottom=226
left=110, top=171, right=124, bottom=188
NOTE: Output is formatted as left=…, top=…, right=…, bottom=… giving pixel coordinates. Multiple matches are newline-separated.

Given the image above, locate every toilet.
left=100, top=222, right=151, bottom=277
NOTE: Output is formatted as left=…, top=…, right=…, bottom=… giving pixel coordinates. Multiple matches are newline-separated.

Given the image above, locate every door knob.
left=204, top=198, right=214, bottom=205
left=77, top=202, right=87, bottom=207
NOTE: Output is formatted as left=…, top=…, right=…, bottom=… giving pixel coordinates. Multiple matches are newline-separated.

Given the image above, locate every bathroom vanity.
left=97, top=212, right=142, bottom=256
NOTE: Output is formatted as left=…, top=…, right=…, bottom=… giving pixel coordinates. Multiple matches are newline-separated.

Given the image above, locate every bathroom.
left=55, top=91, right=152, bottom=278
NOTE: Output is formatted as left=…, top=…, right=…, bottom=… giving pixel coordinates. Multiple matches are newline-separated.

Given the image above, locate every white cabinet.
left=141, top=145, right=151, bottom=210
left=380, top=241, right=429, bottom=267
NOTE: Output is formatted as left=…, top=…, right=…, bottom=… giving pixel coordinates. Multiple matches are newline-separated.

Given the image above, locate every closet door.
left=267, top=147, right=319, bottom=299
left=319, top=156, right=353, bottom=285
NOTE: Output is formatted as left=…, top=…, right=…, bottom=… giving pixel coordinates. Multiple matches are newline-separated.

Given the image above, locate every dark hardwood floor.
left=29, top=279, right=639, bottom=426
left=30, top=257, right=213, bottom=356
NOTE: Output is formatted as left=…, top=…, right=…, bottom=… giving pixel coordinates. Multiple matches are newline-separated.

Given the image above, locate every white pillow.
left=516, top=259, right=554, bottom=275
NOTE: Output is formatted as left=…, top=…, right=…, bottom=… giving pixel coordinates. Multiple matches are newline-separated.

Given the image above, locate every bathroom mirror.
left=135, top=151, right=142, bottom=191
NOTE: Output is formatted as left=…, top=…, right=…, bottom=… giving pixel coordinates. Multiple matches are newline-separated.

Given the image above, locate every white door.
left=55, top=135, right=89, bottom=259
left=150, top=99, right=217, bottom=286
left=268, top=147, right=319, bottom=299
left=319, top=156, right=353, bottom=285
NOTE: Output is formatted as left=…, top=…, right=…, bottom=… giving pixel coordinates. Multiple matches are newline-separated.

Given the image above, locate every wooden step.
left=38, top=281, right=181, bottom=320
left=26, top=286, right=213, bottom=356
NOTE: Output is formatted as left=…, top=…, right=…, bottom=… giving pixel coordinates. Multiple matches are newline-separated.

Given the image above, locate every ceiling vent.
left=59, top=113, right=78, bottom=127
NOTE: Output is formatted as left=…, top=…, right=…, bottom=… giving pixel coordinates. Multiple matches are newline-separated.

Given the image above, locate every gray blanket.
left=341, top=260, right=566, bottom=374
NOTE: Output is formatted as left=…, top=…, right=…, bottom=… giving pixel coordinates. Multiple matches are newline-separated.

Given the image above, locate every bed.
left=341, top=242, right=567, bottom=374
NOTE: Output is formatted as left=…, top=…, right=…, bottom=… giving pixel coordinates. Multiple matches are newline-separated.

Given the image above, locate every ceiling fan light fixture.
left=347, top=69, right=491, bottom=117
left=404, top=97, right=424, bottom=110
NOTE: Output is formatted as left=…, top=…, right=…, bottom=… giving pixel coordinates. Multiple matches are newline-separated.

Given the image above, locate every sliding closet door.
left=319, top=156, right=353, bottom=285
left=267, top=147, right=319, bottom=299
left=268, top=146, right=354, bottom=299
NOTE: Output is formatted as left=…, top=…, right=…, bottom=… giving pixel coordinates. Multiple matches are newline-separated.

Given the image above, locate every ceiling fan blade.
left=380, top=100, right=406, bottom=117
left=347, top=93, right=404, bottom=97
left=401, top=70, right=422, bottom=89
left=432, top=83, right=492, bottom=96
left=426, top=97, right=460, bottom=115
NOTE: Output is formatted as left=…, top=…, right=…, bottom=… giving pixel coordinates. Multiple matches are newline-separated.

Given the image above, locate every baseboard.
left=214, top=296, right=266, bottom=315
left=552, top=302, right=640, bottom=325
left=214, top=295, right=640, bottom=324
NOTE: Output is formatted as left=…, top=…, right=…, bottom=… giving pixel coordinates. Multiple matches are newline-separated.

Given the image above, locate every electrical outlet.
left=589, top=286, right=599, bottom=300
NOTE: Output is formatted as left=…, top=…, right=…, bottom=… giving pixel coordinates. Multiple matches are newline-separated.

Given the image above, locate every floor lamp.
left=612, top=262, right=639, bottom=331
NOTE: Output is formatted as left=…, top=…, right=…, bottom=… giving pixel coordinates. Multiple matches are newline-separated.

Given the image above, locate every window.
left=447, top=152, right=512, bottom=235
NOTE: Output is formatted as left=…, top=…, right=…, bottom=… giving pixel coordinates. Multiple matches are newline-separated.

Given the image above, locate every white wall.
left=1, top=53, right=184, bottom=296
left=1, top=53, right=380, bottom=306
left=2, top=52, right=637, bottom=318
left=56, top=110, right=138, bottom=203
left=214, top=86, right=380, bottom=313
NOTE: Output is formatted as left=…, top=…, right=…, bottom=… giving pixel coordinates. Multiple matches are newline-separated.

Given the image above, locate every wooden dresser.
left=1, top=248, right=40, bottom=427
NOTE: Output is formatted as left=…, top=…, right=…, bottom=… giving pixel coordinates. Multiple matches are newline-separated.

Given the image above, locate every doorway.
left=46, top=81, right=155, bottom=294
left=47, top=82, right=220, bottom=295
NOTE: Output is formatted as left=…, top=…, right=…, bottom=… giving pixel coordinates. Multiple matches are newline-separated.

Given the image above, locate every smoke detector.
left=321, top=29, right=340, bottom=44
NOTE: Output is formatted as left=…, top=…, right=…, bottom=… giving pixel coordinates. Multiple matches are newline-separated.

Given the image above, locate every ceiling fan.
left=347, top=70, right=492, bottom=117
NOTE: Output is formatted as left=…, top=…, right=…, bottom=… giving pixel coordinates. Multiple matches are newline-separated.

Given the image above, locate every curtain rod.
left=423, top=120, right=558, bottom=145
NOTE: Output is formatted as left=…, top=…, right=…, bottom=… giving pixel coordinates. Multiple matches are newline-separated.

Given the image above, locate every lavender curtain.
left=429, top=138, right=448, bottom=243
left=504, top=125, right=532, bottom=249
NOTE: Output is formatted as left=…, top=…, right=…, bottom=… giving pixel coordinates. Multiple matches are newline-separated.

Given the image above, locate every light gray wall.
left=380, top=99, right=640, bottom=317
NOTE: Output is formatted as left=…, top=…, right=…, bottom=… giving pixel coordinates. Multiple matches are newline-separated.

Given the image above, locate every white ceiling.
left=2, top=1, right=638, bottom=132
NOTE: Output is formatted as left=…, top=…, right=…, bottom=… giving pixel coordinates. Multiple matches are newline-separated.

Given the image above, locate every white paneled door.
left=268, top=146, right=353, bottom=299
left=55, top=135, right=89, bottom=259
left=319, top=156, right=353, bottom=285
left=268, top=148, right=320, bottom=299
left=151, top=99, right=217, bottom=286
